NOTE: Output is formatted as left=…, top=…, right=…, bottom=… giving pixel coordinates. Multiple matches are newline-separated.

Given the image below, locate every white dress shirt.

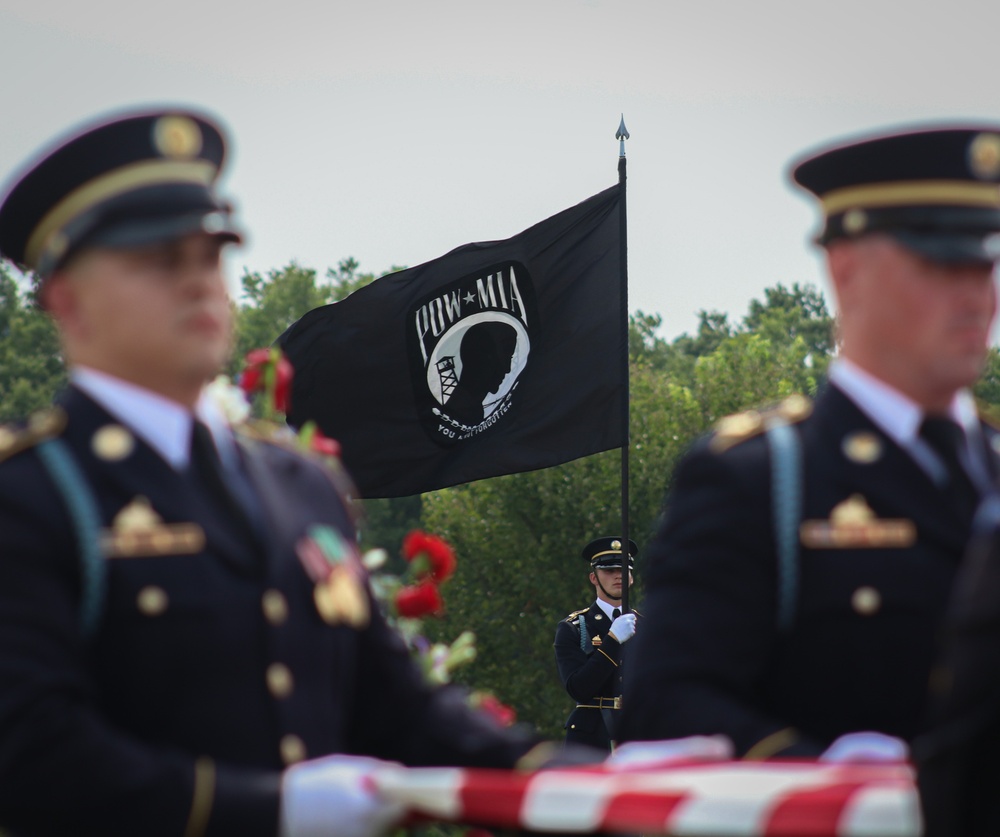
left=71, top=367, right=238, bottom=472
left=828, top=357, right=990, bottom=491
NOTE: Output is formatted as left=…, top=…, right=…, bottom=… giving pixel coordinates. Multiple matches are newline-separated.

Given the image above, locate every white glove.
left=279, top=754, right=406, bottom=837
left=818, top=732, right=909, bottom=764
left=608, top=612, right=637, bottom=644
left=606, top=735, right=734, bottom=769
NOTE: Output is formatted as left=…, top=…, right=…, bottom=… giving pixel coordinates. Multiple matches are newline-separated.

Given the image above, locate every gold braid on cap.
left=821, top=179, right=1000, bottom=217
left=26, top=159, right=216, bottom=268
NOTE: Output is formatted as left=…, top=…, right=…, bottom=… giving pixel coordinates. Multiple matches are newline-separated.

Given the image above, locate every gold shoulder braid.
left=709, top=394, right=812, bottom=454
left=0, top=407, right=67, bottom=464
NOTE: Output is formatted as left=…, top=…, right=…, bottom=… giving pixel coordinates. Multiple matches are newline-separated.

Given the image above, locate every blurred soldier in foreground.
left=618, top=125, right=1000, bottom=764
left=554, top=537, right=638, bottom=751
left=0, top=107, right=561, bottom=837
left=914, top=498, right=1000, bottom=835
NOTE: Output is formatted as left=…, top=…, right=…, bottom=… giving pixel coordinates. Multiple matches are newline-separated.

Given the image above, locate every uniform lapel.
left=812, top=385, right=972, bottom=557
left=60, top=387, right=260, bottom=572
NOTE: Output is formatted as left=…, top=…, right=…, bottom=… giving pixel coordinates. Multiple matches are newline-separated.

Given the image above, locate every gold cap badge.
left=153, top=115, right=203, bottom=159
left=969, top=133, right=1000, bottom=180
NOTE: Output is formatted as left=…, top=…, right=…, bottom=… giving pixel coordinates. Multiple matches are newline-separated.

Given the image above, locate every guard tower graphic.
left=436, top=356, right=459, bottom=403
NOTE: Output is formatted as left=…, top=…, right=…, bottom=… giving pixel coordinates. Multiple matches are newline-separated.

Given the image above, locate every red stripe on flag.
left=601, top=790, right=691, bottom=833
left=764, top=782, right=870, bottom=835
left=459, top=769, right=533, bottom=828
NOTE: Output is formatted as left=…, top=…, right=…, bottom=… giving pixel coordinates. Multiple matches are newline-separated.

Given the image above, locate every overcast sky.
left=3, top=0, right=1000, bottom=341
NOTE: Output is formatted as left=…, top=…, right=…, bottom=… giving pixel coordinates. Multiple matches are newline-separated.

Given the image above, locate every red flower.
left=394, top=582, right=444, bottom=618
left=402, top=530, right=456, bottom=583
left=239, top=349, right=270, bottom=395
left=309, top=428, right=341, bottom=458
left=272, top=357, right=293, bottom=413
left=473, top=693, right=517, bottom=727
left=240, top=348, right=294, bottom=415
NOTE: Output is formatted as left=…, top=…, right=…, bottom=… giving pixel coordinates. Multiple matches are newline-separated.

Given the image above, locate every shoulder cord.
left=766, top=420, right=803, bottom=633
left=36, top=439, right=105, bottom=639
left=577, top=615, right=590, bottom=653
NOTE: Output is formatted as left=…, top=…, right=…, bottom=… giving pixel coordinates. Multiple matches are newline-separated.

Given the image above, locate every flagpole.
left=616, top=115, right=632, bottom=614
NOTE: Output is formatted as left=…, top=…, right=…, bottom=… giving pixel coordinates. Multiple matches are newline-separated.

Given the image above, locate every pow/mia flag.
left=278, top=185, right=625, bottom=498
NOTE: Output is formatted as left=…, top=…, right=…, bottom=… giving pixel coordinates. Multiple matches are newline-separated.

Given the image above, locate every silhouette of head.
left=446, top=321, right=518, bottom=424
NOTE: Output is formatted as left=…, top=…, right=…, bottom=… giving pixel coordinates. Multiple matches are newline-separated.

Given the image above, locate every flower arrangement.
left=215, top=348, right=516, bottom=727
left=235, top=346, right=341, bottom=458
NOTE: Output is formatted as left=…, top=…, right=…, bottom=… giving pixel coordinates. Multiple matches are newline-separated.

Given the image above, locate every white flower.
left=205, top=375, right=252, bottom=425
left=361, top=548, right=389, bottom=571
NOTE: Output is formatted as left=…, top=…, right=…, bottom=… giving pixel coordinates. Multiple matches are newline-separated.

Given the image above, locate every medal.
left=297, top=525, right=370, bottom=628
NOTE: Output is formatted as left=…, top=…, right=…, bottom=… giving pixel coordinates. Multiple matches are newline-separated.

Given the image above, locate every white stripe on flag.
left=521, top=772, right=615, bottom=831
left=657, top=765, right=846, bottom=836
left=835, top=783, right=920, bottom=837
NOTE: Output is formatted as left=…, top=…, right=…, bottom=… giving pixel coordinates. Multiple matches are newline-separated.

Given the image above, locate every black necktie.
left=612, top=608, right=621, bottom=620
left=919, top=415, right=979, bottom=520
left=189, top=421, right=262, bottom=541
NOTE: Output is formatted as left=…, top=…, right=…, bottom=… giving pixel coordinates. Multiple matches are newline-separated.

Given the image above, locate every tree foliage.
left=0, top=266, right=65, bottom=423
left=228, top=258, right=401, bottom=377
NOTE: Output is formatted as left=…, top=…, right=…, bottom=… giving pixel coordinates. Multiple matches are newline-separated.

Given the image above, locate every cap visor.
left=890, top=230, right=998, bottom=265
left=87, top=210, right=243, bottom=251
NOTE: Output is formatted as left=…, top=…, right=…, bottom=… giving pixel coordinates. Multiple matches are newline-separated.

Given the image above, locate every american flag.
left=372, top=759, right=919, bottom=836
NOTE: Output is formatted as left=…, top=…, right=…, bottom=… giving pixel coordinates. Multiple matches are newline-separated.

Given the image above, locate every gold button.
left=842, top=208, right=868, bottom=235
left=262, top=590, right=288, bottom=626
left=92, top=424, right=135, bottom=461
left=851, top=586, right=881, bottom=616
left=280, top=734, right=307, bottom=765
left=267, top=663, right=294, bottom=699
left=137, top=586, right=169, bottom=616
left=842, top=431, right=882, bottom=464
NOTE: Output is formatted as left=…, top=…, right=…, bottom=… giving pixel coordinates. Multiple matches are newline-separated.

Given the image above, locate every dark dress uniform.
left=555, top=602, right=627, bottom=750
left=554, top=537, right=637, bottom=751
left=617, top=384, right=999, bottom=758
left=0, top=388, right=540, bottom=835
left=0, top=107, right=547, bottom=836
left=913, top=507, right=1000, bottom=835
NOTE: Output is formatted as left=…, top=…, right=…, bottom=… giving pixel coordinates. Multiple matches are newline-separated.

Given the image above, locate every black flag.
left=279, top=185, right=625, bottom=497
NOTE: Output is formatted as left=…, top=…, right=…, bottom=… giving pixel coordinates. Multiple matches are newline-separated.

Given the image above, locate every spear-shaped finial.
left=616, top=114, right=630, bottom=158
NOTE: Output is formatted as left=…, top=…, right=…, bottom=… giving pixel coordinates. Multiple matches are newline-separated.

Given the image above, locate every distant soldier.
left=554, top=537, right=638, bottom=751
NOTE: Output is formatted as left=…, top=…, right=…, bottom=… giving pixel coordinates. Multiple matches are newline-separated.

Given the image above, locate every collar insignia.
left=800, top=494, right=916, bottom=549
left=101, top=496, right=205, bottom=557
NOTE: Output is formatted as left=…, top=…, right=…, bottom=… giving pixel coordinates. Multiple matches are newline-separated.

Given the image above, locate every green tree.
left=742, top=282, right=835, bottom=361
left=230, top=257, right=407, bottom=375
left=974, top=346, right=1000, bottom=410
left=0, top=266, right=65, bottom=422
